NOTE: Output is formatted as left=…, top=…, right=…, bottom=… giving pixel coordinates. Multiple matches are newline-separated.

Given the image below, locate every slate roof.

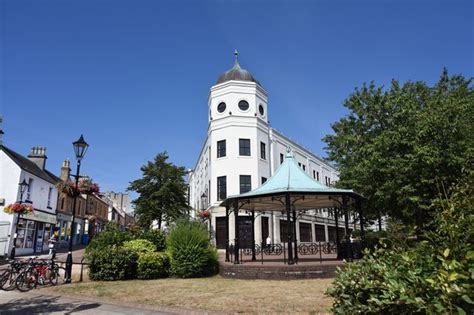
left=0, top=145, right=59, bottom=184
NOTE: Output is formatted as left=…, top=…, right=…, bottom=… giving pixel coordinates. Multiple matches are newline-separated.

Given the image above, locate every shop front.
left=56, top=213, right=84, bottom=247
left=15, top=210, right=56, bottom=256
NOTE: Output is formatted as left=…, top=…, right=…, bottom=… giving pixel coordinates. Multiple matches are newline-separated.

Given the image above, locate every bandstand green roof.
left=220, top=149, right=362, bottom=211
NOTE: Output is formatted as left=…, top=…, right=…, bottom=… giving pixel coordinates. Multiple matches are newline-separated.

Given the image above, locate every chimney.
left=28, top=146, right=47, bottom=170
left=60, top=159, right=71, bottom=181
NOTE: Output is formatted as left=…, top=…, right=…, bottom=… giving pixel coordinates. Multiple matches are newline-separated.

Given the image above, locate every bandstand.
left=219, top=149, right=365, bottom=277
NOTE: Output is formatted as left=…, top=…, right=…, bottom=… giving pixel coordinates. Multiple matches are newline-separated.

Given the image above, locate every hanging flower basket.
left=3, top=202, right=34, bottom=215
left=198, top=210, right=210, bottom=220
left=78, top=179, right=100, bottom=195
left=57, top=180, right=78, bottom=197
left=57, top=178, right=100, bottom=197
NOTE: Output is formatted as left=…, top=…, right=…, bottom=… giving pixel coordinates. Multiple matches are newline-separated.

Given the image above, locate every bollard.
left=80, top=257, right=85, bottom=282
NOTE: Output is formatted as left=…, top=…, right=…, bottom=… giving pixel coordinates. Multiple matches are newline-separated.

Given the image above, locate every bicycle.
left=1, top=258, right=27, bottom=291
left=15, top=257, right=61, bottom=291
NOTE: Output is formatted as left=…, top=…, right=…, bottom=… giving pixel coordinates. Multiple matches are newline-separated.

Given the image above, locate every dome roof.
left=216, top=50, right=260, bottom=85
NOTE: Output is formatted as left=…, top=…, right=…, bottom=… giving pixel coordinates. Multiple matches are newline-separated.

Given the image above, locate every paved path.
left=0, top=290, right=196, bottom=314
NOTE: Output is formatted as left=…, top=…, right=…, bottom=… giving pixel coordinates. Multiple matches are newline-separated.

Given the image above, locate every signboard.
left=23, top=211, right=56, bottom=224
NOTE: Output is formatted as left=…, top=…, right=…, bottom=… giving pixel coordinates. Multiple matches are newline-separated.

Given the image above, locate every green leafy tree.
left=128, top=152, right=190, bottom=229
left=324, top=69, right=473, bottom=228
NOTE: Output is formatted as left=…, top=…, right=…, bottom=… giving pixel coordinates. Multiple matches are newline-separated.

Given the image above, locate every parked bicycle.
left=1, top=256, right=66, bottom=292
left=0, top=258, right=27, bottom=291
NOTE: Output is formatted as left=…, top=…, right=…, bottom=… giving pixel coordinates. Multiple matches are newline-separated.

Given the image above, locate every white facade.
left=0, top=146, right=58, bottom=256
left=188, top=56, right=350, bottom=249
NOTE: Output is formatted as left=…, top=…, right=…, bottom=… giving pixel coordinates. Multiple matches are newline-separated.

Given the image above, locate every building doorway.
left=215, top=217, right=227, bottom=249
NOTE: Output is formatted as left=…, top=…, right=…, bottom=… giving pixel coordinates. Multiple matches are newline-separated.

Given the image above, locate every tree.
left=323, top=69, right=473, bottom=228
left=128, top=152, right=190, bottom=229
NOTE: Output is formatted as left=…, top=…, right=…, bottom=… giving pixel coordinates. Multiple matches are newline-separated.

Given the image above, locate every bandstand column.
left=357, top=198, right=365, bottom=244
left=233, top=200, right=240, bottom=264
left=335, top=207, right=341, bottom=259
left=343, top=196, right=352, bottom=262
left=251, top=210, right=256, bottom=261
left=292, top=206, right=298, bottom=263
left=285, top=194, right=294, bottom=265
left=225, top=205, right=230, bottom=262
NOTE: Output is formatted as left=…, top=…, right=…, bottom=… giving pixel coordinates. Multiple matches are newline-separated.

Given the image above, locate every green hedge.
left=88, top=246, right=138, bottom=281
left=137, top=252, right=170, bottom=279
left=85, top=222, right=133, bottom=256
left=327, top=182, right=474, bottom=314
left=167, top=219, right=218, bottom=278
left=139, top=229, right=166, bottom=252
left=123, top=239, right=156, bottom=254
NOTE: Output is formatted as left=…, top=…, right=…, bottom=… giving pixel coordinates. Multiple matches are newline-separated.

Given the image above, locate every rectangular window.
left=217, top=176, right=227, bottom=201
left=302, top=164, right=306, bottom=171
left=317, top=171, right=319, bottom=181
left=260, top=142, right=266, bottom=160
left=328, top=177, right=331, bottom=185
left=313, top=170, right=316, bottom=179
left=261, top=177, right=267, bottom=184
left=280, top=153, right=284, bottom=164
left=280, top=220, right=288, bottom=243
left=26, top=178, right=33, bottom=200
left=315, top=224, right=326, bottom=242
left=217, top=140, right=226, bottom=158
left=240, top=175, right=252, bottom=194
left=47, top=187, right=53, bottom=207
left=239, top=139, right=251, bottom=156
left=298, top=162, right=301, bottom=167
left=299, top=222, right=312, bottom=242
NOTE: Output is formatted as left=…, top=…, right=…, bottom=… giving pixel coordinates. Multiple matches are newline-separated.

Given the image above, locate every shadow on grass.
left=1, top=295, right=100, bottom=314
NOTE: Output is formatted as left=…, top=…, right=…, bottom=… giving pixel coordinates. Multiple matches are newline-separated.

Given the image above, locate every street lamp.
left=201, top=193, right=211, bottom=239
left=9, top=179, right=30, bottom=259
left=65, top=134, right=89, bottom=284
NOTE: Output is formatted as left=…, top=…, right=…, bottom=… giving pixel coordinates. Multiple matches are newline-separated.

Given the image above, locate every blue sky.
left=1, top=0, right=472, bottom=196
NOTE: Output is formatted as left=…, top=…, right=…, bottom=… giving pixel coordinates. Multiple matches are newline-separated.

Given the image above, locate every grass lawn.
left=46, top=276, right=334, bottom=313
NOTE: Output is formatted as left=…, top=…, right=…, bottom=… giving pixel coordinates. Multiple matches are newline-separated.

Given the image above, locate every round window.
left=217, top=102, right=226, bottom=113
left=259, top=104, right=264, bottom=116
left=238, top=100, right=249, bottom=111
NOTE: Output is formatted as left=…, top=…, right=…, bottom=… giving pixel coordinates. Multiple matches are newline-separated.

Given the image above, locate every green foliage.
left=327, top=175, right=474, bottom=314
left=167, top=219, right=219, bottom=278
left=88, top=246, right=138, bottom=281
left=324, top=69, right=474, bottom=226
left=138, top=229, right=166, bottom=251
left=85, top=222, right=133, bottom=256
left=137, top=252, right=170, bottom=279
left=122, top=239, right=156, bottom=255
left=127, top=152, right=190, bottom=229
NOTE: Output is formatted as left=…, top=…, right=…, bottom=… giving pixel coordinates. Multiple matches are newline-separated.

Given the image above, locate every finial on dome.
left=233, top=49, right=240, bottom=68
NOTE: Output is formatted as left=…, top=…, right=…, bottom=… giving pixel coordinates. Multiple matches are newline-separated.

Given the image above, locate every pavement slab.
left=0, top=290, right=211, bottom=315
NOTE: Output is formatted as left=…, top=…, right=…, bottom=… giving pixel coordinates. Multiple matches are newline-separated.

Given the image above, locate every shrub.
left=137, top=252, right=170, bottom=279
left=85, top=222, right=133, bottom=256
left=167, top=219, right=218, bottom=278
left=139, top=229, right=166, bottom=251
left=327, top=175, right=474, bottom=314
left=88, top=246, right=138, bottom=281
left=122, top=239, right=156, bottom=255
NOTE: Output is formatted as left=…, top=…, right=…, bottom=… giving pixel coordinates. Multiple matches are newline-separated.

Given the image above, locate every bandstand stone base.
left=219, top=260, right=344, bottom=280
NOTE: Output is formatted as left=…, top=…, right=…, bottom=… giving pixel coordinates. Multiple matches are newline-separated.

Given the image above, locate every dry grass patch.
left=46, top=276, right=333, bottom=313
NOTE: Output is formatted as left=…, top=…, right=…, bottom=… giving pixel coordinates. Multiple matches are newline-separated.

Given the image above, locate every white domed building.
left=188, top=51, right=353, bottom=250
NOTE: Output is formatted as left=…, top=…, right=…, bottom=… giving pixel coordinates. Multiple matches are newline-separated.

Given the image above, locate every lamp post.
left=65, top=135, right=89, bottom=284
left=9, top=179, right=29, bottom=259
